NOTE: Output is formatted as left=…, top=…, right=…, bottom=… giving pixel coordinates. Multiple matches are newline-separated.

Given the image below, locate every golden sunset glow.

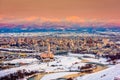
left=0, top=0, right=120, bottom=23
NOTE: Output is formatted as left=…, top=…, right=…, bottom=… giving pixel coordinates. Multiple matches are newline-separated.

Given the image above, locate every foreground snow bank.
left=76, top=64, right=120, bottom=80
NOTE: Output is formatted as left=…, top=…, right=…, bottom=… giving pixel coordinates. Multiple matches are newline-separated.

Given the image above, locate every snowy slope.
left=76, top=64, right=120, bottom=80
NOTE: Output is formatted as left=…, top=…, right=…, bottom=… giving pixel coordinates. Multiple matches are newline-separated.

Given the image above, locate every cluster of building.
left=0, top=36, right=119, bottom=54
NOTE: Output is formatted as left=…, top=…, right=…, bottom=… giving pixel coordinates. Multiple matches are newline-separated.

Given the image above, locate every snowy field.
left=42, top=56, right=82, bottom=72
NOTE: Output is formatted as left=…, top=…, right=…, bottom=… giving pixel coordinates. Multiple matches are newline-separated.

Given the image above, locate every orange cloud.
left=0, top=15, right=120, bottom=26
left=65, top=16, right=84, bottom=22
left=25, top=16, right=38, bottom=21
left=0, top=15, right=4, bottom=20
left=40, top=17, right=61, bottom=22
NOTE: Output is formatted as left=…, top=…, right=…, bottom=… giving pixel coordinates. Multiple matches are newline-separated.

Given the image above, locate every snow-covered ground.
left=1, top=55, right=119, bottom=80
left=4, top=58, right=39, bottom=64
left=42, top=56, right=82, bottom=72
left=70, top=63, right=87, bottom=71
left=0, top=64, right=42, bottom=77
left=68, top=53, right=95, bottom=58
left=68, top=53, right=109, bottom=65
left=41, top=72, right=78, bottom=80
left=50, top=56, right=81, bottom=66
left=0, top=47, right=35, bottom=52
left=0, top=56, right=82, bottom=77
left=82, top=57, right=109, bottom=65
left=76, top=64, right=120, bottom=80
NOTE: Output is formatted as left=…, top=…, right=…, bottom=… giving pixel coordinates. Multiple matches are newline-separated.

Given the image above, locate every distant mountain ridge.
left=0, top=22, right=120, bottom=33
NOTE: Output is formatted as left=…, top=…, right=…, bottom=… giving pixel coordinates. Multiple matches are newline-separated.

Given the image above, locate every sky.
left=0, top=0, right=120, bottom=23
